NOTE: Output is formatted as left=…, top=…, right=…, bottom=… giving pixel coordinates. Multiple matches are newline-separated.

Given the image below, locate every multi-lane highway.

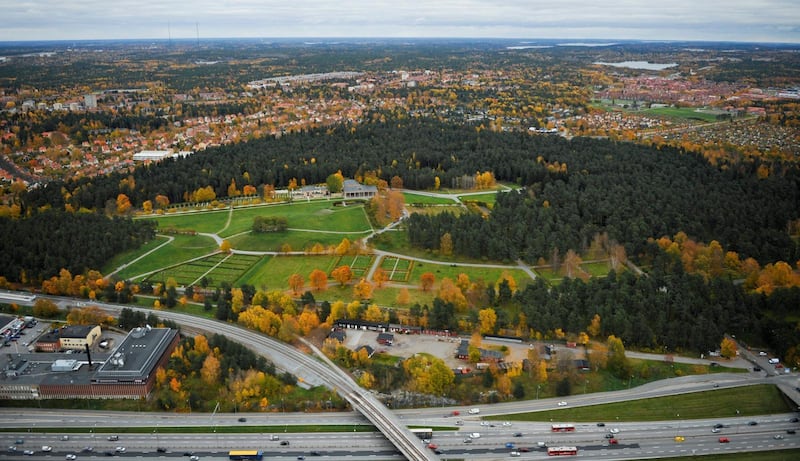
left=2, top=292, right=800, bottom=460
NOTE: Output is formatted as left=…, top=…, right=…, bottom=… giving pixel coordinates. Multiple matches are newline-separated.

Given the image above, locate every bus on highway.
left=410, top=428, right=433, bottom=439
left=547, top=446, right=578, bottom=456
left=551, top=423, right=576, bottom=432
left=229, top=450, right=263, bottom=460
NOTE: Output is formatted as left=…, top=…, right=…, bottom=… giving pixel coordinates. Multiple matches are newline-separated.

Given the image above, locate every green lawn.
left=113, top=234, right=219, bottom=281
left=142, top=209, right=231, bottom=233
left=458, top=192, right=500, bottom=205
left=645, top=106, right=723, bottom=122
left=493, top=384, right=791, bottom=422
left=403, top=192, right=458, bottom=205
left=237, top=255, right=339, bottom=289
left=409, top=261, right=532, bottom=287
left=102, top=235, right=172, bottom=275
left=227, top=230, right=367, bottom=253
left=220, top=201, right=372, bottom=238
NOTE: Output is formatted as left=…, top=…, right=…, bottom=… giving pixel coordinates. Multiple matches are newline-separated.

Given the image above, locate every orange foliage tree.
left=420, top=272, right=435, bottom=291
left=309, top=269, right=328, bottom=291
left=331, top=265, right=353, bottom=286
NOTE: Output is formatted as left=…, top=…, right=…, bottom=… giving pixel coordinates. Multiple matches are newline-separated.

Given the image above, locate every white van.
left=468, top=408, right=480, bottom=414
left=469, top=433, right=481, bottom=439
left=768, top=358, right=780, bottom=364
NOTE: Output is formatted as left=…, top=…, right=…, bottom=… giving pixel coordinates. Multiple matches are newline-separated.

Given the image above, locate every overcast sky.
left=3, top=0, right=799, bottom=43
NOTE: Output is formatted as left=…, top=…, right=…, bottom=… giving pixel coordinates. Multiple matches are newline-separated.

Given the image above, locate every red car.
left=719, top=437, right=730, bottom=443
left=427, top=444, right=438, bottom=450
left=609, top=438, right=619, bottom=444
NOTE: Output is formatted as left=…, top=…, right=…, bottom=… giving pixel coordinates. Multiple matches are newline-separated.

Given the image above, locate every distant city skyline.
left=2, top=0, right=799, bottom=44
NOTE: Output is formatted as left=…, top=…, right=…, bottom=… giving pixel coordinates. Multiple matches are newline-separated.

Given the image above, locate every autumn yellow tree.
left=587, top=314, right=601, bottom=338
left=326, top=300, right=347, bottom=325
left=478, top=308, right=497, bottom=335
left=200, top=354, right=221, bottom=385
left=372, top=268, right=388, bottom=288
left=288, top=273, right=305, bottom=295
left=396, top=287, right=410, bottom=306
left=116, top=193, right=132, bottom=215
left=297, top=309, right=321, bottom=335
left=359, top=371, right=376, bottom=389
left=720, top=337, right=738, bottom=359
left=335, top=238, right=351, bottom=256
left=353, top=278, right=373, bottom=300
left=364, top=304, right=386, bottom=323
left=440, top=232, right=453, bottom=256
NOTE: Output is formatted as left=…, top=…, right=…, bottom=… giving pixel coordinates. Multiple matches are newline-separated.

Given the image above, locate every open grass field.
left=112, top=234, right=219, bottom=281
left=409, top=261, right=532, bottom=287
left=459, top=192, right=501, bottom=206
left=237, top=255, right=339, bottom=289
left=227, top=229, right=368, bottom=252
left=142, top=208, right=230, bottom=233
left=402, top=192, right=457, bottom=205
left=645, top=106, right=725, bottom=122
left=495, top=384, right=791, bottom=422
left=219, top=201, right=373, bottom=238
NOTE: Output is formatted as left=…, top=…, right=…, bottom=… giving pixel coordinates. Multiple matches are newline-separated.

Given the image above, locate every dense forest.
left=0, top=209, right=155, bottom=283
left=21, top=116, right=800, bottom=265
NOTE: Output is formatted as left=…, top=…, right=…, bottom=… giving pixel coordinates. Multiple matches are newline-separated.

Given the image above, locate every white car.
left=510, top=451, right=521, bottom=457
left=557, top=401, right=568, bottom=406
left=115, top=447, right=125, bottom=453
left=468, top=408, right=480, bottom=414
left=65, top=455, right=77, bottom=460
left=469, top=432, right=481, bottom=439
left=609, top=428, right=620, bottom=434
left=42, top=446, right=53, bottom=452
left=480, top=421, right=490, bottom=426
left=502, top=421, right=513, bottom=427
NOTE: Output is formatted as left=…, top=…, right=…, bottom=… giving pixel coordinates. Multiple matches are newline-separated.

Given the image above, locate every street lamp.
left=536, top=384, right=541, bottom=400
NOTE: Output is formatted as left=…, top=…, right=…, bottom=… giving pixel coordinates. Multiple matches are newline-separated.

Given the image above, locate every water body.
left=594, top=60, right=678, bottom=70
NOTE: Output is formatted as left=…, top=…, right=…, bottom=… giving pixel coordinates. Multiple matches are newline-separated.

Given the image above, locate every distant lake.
left=594, top=61, right=678, bottom=70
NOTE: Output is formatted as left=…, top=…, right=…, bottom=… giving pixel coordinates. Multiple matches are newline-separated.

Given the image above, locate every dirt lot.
left=342, top=330, right=535, bottom=368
